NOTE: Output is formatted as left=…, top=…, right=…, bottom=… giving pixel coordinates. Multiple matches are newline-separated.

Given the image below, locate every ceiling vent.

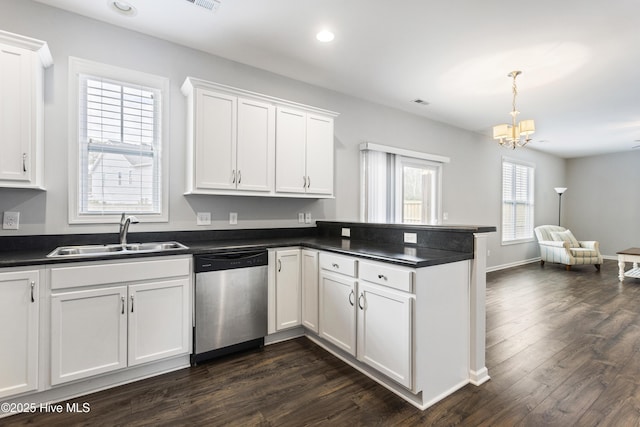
left=185, top=0, right=221, bottom=13
left=412, top=98, right=429, bottom=106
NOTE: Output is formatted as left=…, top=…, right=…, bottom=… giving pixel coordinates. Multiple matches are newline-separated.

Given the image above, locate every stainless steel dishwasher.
left=193, top=249, right=268, bottom=364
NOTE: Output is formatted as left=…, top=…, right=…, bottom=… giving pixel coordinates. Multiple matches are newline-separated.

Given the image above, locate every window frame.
left=359, top=143, right=447, bottom=225
left=501, top=157, right=535, bottom=244
left=394, top=156, right=443, bottom=225
left=68, top=57, right=169, bottom=224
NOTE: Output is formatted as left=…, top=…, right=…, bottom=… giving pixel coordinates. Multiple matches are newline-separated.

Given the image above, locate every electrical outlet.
left=298, top=212, right=305, bottom=223
left=229, top=212, right=238, bottom=225
left=304, top=212, right=311, bottom=224
left=443, top=212, right=449, bottom=221
left=196, top=212, right=211, bottom=226
left=341, top=228, right=351, bottom=237
left=3, top=211, right=20, bottom=230
left=403, top=232, right=417, bottom=244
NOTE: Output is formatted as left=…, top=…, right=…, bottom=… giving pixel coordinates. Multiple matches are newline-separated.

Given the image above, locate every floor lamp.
left=554, top=187, right=567, bottom=226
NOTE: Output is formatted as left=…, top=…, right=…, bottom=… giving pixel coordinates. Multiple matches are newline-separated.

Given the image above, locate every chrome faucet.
left=119, top=213, right=139, bottom=246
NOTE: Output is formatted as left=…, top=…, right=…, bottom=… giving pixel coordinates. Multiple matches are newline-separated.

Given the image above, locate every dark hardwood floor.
left=7, top=259, right=640, bottom=426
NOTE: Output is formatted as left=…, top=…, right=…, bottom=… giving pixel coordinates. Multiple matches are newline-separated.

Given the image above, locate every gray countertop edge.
left=0, top=237, right=473, bottom=269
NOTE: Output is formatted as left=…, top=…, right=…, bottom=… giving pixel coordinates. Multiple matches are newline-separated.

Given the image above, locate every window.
left=360, top=143, right=448, bottom=224
left=502, top=158, right=535, bottom=243
left=69, top=58, right=169, bottom=223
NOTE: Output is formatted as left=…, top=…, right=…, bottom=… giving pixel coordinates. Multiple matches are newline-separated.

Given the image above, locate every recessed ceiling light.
left=412, top=99, right=429, bottom=106
left=111, top=1, right=137, bottom=16
left=316, top=30, right=335, bottom=43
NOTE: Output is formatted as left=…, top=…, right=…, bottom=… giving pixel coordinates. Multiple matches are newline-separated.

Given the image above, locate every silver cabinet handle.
left=303, top=176, right=307, bottom=188
left=232, top=170, right=236, bottom=183
left=130, top=295, right=134, bottom=313
left=307, top=176, right=310, bottom=188
left=30, top=281, right=35, bottom=303
left=378, top=274, right=387, bottom=280
left=358, top=293, right=365, bottom=310
left=121, top=296, right=125, bottom=314
left=332, top=263, right=339, bottom=269
left=278, top=259, right=282, bottom=272
left=348, top=290, right=354, bottom=306
left=22, top=153, right=27, bottom=173
left=238, top=170, right=241, bottom=184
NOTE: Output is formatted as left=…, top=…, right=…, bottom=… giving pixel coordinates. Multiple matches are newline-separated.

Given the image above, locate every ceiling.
left=33, top=0, right=640, bottom=158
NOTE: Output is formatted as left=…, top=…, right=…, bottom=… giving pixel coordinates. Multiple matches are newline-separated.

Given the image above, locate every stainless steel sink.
left=47, top=241, right=189, bottom=258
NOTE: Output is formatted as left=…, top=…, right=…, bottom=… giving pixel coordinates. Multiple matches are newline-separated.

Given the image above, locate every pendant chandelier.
left=493, top=70, right=535, bottom=149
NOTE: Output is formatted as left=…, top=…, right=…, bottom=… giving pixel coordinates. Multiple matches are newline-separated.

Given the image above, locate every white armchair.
left=534, top=225, right=603, bottom=271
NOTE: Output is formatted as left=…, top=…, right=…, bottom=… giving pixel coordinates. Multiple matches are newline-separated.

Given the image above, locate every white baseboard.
left=486, top=257, right=540, bottom=272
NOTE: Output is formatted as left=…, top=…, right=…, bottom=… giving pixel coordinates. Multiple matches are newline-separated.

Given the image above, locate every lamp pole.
left=554, top=187, right=567, bottom=226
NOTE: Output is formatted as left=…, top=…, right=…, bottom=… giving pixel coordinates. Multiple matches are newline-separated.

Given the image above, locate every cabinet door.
left=357, top=281, right=413, bottom=388
left=237, top=97, right=275, bottom=192
left=51, top=286, right=128, bottom=385
left=0, top=43, right=33, bottom=184
left=305, top=114, right=334, bottom=195
left=301, top=249, right=319, bottom=333
left=194, top=90, right=237, bottom=190
left=0, top=270, right=38, bottom=398
left=319, top=271, right=357, bottom=356
left=275, top=249, right=301, bottom=330
left=128, top=278, right=190, bottom=366
left=275, top=107, right=307, bottom=194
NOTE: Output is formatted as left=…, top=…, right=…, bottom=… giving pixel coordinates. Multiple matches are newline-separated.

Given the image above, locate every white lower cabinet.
left=49, top=257, right=191, bottom=386
left=301, top=249, right=319, bottom=333
left=128, top=280, right=190, bottom=366
left=274, top=249, right=301, bottom=331
left=357, top=281, right=413, bottom=388
left=319, top=270, right=357, bottom=355
left=0, top=269, right=40, bottom=398
left=318, top=253, right=415, bottom=389
left=51, top=286, right=128, bottom=385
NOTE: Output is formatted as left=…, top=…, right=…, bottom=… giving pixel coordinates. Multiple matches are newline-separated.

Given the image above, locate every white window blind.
left=502, top=159, right=535, bottom=242
left=78, top=74, right=162, bottom=215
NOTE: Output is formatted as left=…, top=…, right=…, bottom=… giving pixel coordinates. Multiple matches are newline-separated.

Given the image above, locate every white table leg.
left=619, top=258, right=626, bottom=281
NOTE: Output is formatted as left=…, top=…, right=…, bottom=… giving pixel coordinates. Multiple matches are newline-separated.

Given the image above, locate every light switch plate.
left=229, top=212, right=238, bottom=225
left=3, top=211, right=19, bottom=230
left=298, top=213, right=305, bottom=223
left=196, top=212, right=211, bottom=226
left=304, top=212, right=311, bottom=224
left=341, top=228, right=351, bottom=237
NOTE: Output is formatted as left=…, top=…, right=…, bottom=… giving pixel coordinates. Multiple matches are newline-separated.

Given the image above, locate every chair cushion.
left=570, top=247, right=599, bottom=257
left=550, top=229, right=580, bottom=247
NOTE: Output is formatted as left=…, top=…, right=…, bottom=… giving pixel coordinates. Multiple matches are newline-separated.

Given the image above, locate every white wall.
left=0, top=0, right=566, bottom=269
left=565, top=150, right=640, bottom=258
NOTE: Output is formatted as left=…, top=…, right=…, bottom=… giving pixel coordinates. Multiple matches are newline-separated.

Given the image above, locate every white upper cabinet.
left=275, top=108, right=334, bottom=196
left=0, top=31, right=52, bottom=190
left=236, top=97, right=275, bottom=192
left=182, top=77, right=337, bottom=198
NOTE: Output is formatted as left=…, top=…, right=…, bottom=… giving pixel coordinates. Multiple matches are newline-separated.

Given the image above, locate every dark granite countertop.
left=0, top=222, right=496, bottom=269
left=0, top=236, right=472, bottom=269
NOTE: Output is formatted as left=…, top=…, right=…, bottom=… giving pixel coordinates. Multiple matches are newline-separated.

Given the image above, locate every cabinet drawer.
left=319, top=253, right=356, bottom=277
left=359, top=261, right=414, bottom=293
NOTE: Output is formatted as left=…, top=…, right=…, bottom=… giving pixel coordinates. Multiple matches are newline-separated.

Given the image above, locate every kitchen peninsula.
left=0, top=221, right=494, bottom=412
